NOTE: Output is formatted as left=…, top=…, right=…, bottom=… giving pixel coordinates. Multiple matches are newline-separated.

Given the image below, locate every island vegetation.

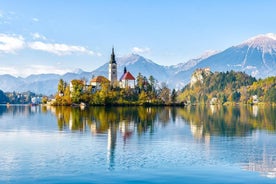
left=52, top=69, right=276, bottom=107
left=177, top=69, right=276, bottom=105
left=0, top=69, right=275, bottom=106
left=53, top=73, right=176, bottom=106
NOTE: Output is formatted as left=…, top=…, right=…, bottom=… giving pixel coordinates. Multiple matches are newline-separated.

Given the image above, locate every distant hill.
left=178, top=70, right=257, bottom=104
left=0, top=33, right=276, bottom=95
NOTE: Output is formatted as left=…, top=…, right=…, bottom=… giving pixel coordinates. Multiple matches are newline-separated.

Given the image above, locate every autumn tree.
left=71, top=79, right=85, bottom=103
left=158, top=82, right=171, bottom=104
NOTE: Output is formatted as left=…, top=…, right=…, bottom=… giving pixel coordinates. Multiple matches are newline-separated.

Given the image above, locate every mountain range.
left=1, top=33, right=276, bottom=95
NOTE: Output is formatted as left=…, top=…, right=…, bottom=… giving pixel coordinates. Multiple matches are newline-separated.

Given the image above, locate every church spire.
left=108, top=47, right=117, bottom=86
left=110, top=47, right=116, bottom=64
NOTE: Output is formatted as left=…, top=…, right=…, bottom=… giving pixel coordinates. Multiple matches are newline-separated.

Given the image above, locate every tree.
left=71, top=80, right=85, bottom=103
left=159, top=83, right=170, bottom=104
left=265, top=87, right=276, bottom=102
left=0, top=90, right=9, bottom=103
left=138, top=91, right=148, bottom=104
left=57, top=79, right=66, bottom=95
left=136, top=73, right=144, bottom=90
left=171, top=89, right=177, bottom=104
left=41, top=96, right=48, bottom=104
left=231, top=91, right=241, bottom=102
left=190, top=95, right=196, bottom=104
left=148, top=75, right=156, bottom=92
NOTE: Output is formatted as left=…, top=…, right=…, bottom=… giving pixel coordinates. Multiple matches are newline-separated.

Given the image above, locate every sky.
left=0, top=0, right=276, bottom=77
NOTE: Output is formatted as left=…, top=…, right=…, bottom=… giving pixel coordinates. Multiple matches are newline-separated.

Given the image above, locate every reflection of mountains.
left=178, top=105, right=276, bottom=137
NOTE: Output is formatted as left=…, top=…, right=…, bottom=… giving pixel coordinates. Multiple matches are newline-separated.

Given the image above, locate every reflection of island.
left=119, top=120, right=135, bottom=144
left=243, top=158, right=276, bottom=178
left=51, top=106, right=166, bottom=169
left=2, top=105, right=276, bottom=179
left=178, top=105, right=276, bottom=178
left=49, top=105, right=276, bottom=176
left=178, top=105, right=276, bottom=138
left=241, top=132, right=276, bottom=178
left=107, top=123, right=117, bottom=170
left=0, top=104, right=42, bottom=117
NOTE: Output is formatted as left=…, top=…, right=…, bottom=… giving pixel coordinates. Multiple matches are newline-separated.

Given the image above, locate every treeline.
left=177, top=70, right=276, bottom=105
left=0, top=91, right=44, bottom=104
left=54, top=73, right=178, bottom=106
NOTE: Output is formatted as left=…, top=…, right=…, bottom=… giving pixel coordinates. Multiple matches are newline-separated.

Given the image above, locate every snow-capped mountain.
left=93, top=53, right=169, bottom=82
left=0, top=33, right=276, bottom=95
left=191, top=33, right=276, bottom=78
left=169, top=50, right=220, bottom=74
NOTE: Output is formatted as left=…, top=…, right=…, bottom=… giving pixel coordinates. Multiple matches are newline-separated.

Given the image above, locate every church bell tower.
left=108, top=47, right=117, bottom=86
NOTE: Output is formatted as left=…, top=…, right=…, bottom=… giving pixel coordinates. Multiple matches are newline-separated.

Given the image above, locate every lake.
left=0, top=105, right=276, bottom=183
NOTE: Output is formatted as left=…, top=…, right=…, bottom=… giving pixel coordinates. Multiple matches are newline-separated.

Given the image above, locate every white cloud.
left=0, top=33, right=99, bottom=56
left=0, top=65, right=73, bottom=77
left=32, top=17, right=39, bottom=22
left=31, top=32, right=47, bottom=40
left=26, top=65, right=73, bottom=75
left=132, top=47, right=151, bottom=54
left=28, top=41, right=96, bottom=56
left=0, top=67, right=18, bottom=75
left=0, top=34, right=25, bottom=53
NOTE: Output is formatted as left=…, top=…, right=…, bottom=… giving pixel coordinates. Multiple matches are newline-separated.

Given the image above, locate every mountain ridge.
left=0, top=33, right=276, bottom=95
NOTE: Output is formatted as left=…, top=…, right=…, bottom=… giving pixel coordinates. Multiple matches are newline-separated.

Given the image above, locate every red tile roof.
left=91, top=76, right=110, bottom=83
left=120, top=72, right=135, bottom=81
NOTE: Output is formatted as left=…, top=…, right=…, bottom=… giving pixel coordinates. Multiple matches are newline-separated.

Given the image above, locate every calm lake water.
left=0, top=105, right=276, bottom=183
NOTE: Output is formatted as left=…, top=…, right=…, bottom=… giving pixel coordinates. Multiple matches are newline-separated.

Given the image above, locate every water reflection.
left=1, top=104, right=275, bottom=137
left=178, top=105, right=276, bottom=137
left=1, top=105, right=276, bottom=179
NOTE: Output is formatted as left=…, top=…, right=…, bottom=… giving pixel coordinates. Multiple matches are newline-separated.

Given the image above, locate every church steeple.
left=110, top=47, right=116, bottom=64
left=108, top=47, right=117, bottom=86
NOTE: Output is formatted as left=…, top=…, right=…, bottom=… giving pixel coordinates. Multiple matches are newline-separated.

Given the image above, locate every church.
left=90, top=47, right=135, bottom=91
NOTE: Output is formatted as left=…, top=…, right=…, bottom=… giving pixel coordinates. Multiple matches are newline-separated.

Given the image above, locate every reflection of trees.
left=157, top=107, right=170, bottom=126
left=177, top=105, right=276, bottom=138
left=51, top=106, right=159, bottom=136
left=1, top=105, right=41, bottom=117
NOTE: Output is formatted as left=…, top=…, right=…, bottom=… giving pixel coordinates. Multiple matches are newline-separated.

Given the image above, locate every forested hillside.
left=177, top=70, right=276, bottom=104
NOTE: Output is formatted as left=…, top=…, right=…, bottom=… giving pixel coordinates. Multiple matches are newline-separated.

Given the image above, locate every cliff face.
left=190, top=67, right=211, bottom=87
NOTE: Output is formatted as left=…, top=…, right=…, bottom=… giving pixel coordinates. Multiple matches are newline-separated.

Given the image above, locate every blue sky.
left=0, top=0, right=276, bottom=76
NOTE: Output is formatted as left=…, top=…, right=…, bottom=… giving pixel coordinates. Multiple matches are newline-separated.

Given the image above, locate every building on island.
left=69, top=47, right=136, bottom=94
left=108, top=47, right=135, bottom=89
left=90, top=75, right=110, bottom=93
left=119, top=67, right=135, bottom=88
left=109, top=47, right=117, bottom=86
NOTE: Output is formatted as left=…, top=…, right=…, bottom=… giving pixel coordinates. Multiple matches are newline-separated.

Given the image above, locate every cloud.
left=26, top=65, right=73, bottom=75
left=0, top=33, right=100, bottom=56
left=132, top=47, right=151, bottom=54
left=0, top=34, right=25, bottom=53
left=32, top=17, right=39, bottom=22
left=31, top=32, right=47, bottom=40
left=0, top=67, right=18, bottom=75
left=28, top=41, right=96, bottom=56
left=0, top=65, right=73, bottom=77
